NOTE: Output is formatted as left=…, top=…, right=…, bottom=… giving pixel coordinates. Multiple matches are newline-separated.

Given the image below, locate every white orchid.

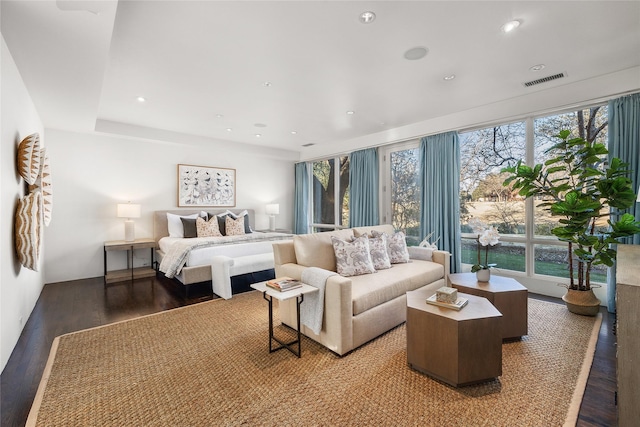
left=469, top=220, right=501, bottom=272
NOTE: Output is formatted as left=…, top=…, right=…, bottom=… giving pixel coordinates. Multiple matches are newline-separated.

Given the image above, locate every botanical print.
left=178, top=164, right=236, bottom=207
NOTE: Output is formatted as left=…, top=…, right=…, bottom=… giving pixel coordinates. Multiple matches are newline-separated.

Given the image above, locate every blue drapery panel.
left=419, top=131, right=461, bottom=273
left=293, top=162, right=310, bottom=234
left=606, top=93, right=640, bottom=312
left=349, top=148, right=379, bottom=227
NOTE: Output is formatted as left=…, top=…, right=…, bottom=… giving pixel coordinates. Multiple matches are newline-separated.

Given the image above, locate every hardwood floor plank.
left=0, top=276, right=617, bottom=426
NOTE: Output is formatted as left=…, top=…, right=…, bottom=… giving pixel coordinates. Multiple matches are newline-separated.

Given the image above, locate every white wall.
left=43, top=128, right=298, bottom=284
left=1, top=36, right=46, bottom=372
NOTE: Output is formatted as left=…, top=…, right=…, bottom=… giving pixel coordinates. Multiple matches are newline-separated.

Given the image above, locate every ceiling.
left=2, top=1, right=640, bottom=155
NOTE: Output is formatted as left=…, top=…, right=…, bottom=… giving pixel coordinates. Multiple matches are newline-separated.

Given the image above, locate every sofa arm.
left=432, top=250, right=451, bottom=275
left=272, top=240, right=296, bottom=266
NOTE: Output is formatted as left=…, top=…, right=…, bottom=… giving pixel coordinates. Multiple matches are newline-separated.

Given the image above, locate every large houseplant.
left=502, top=130, right=640, bottom=315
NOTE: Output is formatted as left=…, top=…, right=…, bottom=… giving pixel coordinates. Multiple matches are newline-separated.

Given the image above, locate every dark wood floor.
left=1, top=275, right=617, bottom=426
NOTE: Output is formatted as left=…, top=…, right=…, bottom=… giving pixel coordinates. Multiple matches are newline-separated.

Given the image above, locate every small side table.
left=448, top=273, right=528, bottom=339
left=251, top=281, right=318, bottom=358
left=104, top=238, right=156, bottom=284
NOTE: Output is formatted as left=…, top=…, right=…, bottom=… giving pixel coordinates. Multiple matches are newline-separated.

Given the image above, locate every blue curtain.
left=293, top=162, right=310, bottom=234
left=419, top=131, right=461, bottom=273
left=606, top=93, right=640, bottom=312
left=349, top=148, right=379, bottom=227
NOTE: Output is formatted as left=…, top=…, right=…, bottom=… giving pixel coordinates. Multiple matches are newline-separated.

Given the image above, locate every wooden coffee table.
left=406, top=289, right=502, bottom=387
left=448, top=273, right=528, bottom=340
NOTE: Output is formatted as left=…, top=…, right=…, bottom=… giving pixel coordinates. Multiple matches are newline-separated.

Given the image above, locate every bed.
left=154, top=209, right=293, bottom=291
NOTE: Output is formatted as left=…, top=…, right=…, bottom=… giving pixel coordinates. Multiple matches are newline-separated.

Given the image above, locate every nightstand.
left=103, top=238, right=156, bottom=284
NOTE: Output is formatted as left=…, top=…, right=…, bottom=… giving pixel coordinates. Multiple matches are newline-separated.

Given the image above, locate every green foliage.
left=502, top=131, right=640, bottom=290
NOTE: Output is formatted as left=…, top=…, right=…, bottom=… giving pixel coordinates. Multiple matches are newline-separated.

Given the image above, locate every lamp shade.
left=117, top=203, right=141, bottom=219
left=265, top=203, right=280, bottom=215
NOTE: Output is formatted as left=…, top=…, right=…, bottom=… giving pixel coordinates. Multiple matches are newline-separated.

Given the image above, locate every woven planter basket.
left=562, top=288, right=601, bottom=316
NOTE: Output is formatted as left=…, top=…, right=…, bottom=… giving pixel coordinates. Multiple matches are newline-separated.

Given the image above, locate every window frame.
left=310, top=155, right=349, bottom=232
left=457, top=105, right=608, bottom=284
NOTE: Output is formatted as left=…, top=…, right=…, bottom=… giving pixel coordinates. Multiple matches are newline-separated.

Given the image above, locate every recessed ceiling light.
left=346, top=111, right=355, bottom=115
left=263, top=82, right=272, bottom=87
left=255, top=134, right=261, bottom=138
left=529, top=64, right=546, bottom=72
left=404, top=47, right=428, bottom=60
left=443, top=74, right=456, bottom=81
left=136, top=96, right=146, bottom=103
left=501, top=20, right=521, bottom=33
left=216, top=114, right=223, bottom=118
left=359, top=11, right=376, bottom=24
left=226, top=128, right=232, bottom=132
left=254, top=123, right=267, bottom=128
left=291, top=131, right=297, bottom=135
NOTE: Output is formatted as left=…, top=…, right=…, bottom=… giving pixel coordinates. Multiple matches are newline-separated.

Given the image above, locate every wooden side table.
left=104, top=238, right=156, bottom=284
left=406, top=289, right=502, bottom=387
left=448, top=273, right=528, bottom=339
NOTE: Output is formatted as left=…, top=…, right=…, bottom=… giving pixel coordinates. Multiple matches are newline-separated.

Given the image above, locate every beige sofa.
left=272, top=224, right=450, bottom=356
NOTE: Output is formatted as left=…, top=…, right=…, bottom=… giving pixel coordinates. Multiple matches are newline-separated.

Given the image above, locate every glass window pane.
left=390, top=148, right=420, bottom=245
left=339, top=156, right=350, bottom=227
left=533, top=107, right=609, bottom=238
left=461, top=238, right=526, bottom=273
left=459, top=122, right=526, bottom=238
left=312, top=159, right=335, bottom=225
left=534, top=244, right=607, bottom=284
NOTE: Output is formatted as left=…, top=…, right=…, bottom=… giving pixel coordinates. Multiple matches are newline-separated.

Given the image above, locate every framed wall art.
left=177, top=164, right=236, bottom=207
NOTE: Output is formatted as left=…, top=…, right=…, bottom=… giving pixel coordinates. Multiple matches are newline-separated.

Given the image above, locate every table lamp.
left=117, top=202, right=141, bottom=242
left=265, top=203, right=279, bottom=231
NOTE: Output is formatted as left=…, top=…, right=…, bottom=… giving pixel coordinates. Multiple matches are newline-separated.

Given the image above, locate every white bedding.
left=158, top=232, right=292, bottom=278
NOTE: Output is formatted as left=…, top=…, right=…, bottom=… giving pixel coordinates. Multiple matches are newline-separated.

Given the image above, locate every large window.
left=458, top=105, right=608, bottom=282
left=311, top=156, right=349, bottom=231
left=389, top=147, right=420, bottom=245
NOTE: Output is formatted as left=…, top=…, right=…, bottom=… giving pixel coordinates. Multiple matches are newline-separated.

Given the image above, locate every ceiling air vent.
left=523, top=72, right=567, bottom=87
left=301, top=143, right=315, bottom=147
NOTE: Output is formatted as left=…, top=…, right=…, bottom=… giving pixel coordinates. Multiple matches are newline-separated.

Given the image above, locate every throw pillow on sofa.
left=368, top=234, right=391, bottom=270
left=372, top=230, right=410, bottom=264
left=331, top=235, right=376, bottom=277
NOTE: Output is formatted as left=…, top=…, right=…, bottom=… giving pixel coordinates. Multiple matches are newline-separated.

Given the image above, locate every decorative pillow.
left=180, top=218, right=198, bottom=238
left=196, top=216, right=223, bottom=237
left=17, top=133, right=41, bottom=185
left=372, top=230, right=410, bottom=264
left=167, top=212, right=200, bottom=238
left=213, top=210, right=252, bottom=235
left=225, top=215, right=245, bottom=236
left=331, top=236, right=376, bottom=277
left=368, top=234, right=391, bottom=270
left=15, top=191, right=42, bottom=271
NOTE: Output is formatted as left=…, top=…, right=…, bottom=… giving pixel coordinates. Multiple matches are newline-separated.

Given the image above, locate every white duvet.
left=158, top=232, right=292, bottom=278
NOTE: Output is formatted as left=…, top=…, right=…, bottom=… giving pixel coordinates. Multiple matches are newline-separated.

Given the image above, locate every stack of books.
left=266, top=277, right=303, bottom=292
left=426, top=293, right=468, bottom=311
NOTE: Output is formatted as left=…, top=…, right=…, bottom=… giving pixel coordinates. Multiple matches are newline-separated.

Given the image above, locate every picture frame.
left=177, top=164, right=236, bottom=207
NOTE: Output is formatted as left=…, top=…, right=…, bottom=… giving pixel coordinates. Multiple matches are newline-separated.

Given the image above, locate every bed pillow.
left=372, top=230, right=410, bottom=264
left=212, top=210, right=252, bottom=235
left=331, top=235, right=375, bottom=277
left=196, top=216, right=223, bottom=237
left=167, top=213, right=200, bottom=238
left=368, top=234, right=391, bottom=270
left=180, top=218, right=198, bottom=238
left=225, top=215, right=245, bottom=236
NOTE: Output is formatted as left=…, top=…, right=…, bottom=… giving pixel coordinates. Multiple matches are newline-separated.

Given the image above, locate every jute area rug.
left=28, top=291, right=601, bottom=427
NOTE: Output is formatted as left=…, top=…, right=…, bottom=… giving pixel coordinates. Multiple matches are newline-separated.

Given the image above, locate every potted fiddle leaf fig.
left=502, top=130, right=640, bottom=316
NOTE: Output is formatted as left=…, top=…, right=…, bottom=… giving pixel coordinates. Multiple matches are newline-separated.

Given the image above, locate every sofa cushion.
left=368, top=234, right=391, bottom=270
left=373, top=230, right=410, bottom=263
left=350, top=260, right=444, bottom=316
left=332, top=236, right=376, bottom=277
left=293, top=229, right=355, bottom=271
